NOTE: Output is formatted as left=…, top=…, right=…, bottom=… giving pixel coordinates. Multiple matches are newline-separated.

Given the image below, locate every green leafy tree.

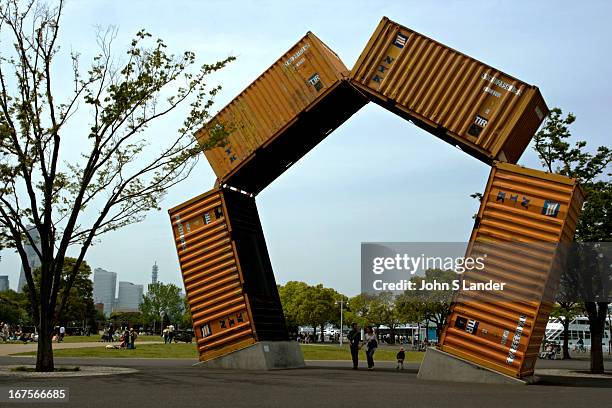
left=140, top=283, right=184, bottom=332
left=25, top=258, right=96, bottom=328
left=297, top=284, right=339, bottom=341
left=0, top=1, right=232, bottom=371
left=0, top=289, right=29, bottom=324
left=345, top=293, right=374, bottom=328
left=367, top=291, right=402, bottom=343
left=396, top=269, right=455, bottom=340
left=179, top=296, right=192, bottom=330
left=278, top=281, right=310, bottom=332
left=109, top=311, right=146, bottom=328
left=532, top=107, right=611, bottom=373
left=550, top=302, right=583, bottom=359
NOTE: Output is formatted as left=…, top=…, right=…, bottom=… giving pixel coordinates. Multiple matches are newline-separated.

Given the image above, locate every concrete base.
left=417, top=348, right=538, bottom=385
left=194, top=341, right=305, bottom=370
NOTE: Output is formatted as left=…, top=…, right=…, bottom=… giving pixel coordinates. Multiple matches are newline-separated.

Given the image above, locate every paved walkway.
left=0, top=341, right=163, bottom=356
left=0, top=356, right=610, bottom=408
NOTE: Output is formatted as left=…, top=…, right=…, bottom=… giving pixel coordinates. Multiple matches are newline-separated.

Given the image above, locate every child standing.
left=396, top=347, right=405, bottom=370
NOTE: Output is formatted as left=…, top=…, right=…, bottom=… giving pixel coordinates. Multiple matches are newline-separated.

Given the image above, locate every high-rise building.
left=0, top=275, right=9, bottom=292
left=93, top=268, right=117, bottom=317
left=117, top=282, right=144, bottom=312
left=151, top=262, right=158, bottom=284
left=17, top=226, right=41, bottom=292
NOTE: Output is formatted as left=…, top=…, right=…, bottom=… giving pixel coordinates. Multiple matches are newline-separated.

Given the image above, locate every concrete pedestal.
left=417, top=348, right=538, bottom=385
left=194, top=341, right=305, bottom=370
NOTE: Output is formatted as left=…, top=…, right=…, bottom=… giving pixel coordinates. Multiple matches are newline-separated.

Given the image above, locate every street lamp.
left=335, top=300, right=344, bottom=346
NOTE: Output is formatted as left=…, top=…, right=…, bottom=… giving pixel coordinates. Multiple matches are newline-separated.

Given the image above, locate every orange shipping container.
left=350, top=17, right=549, bottom=164
left=199, top=32, right=368, bottom=195
left=439, top=162, right=584, bottom=378
left=168, top=187, right=287, bottom=361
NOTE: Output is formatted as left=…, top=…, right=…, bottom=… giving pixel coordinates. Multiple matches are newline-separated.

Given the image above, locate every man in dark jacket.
left=347, top=323, right=361, bottom=369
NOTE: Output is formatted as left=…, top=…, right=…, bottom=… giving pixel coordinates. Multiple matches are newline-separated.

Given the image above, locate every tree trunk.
left=585, top=301, right=607, bottom=374
left=36, top=309, right=54, bottom=372
left=436, top=323, right=444, bottom=342
left=562, top=317, right=571, bottom=359
left=320, top=325, right=325, bottom=343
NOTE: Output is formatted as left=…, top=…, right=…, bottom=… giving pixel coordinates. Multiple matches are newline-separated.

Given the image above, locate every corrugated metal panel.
left=199, top=32, right=368, bottom=194
left=350, top=17, right=549, bottom=164
left=439, top=162, right=584, bottom=378
left=168, top=188, right=287, bottom=361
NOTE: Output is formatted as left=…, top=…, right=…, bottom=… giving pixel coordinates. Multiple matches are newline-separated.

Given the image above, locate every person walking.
left=58, top=325, right=65, bottom=342
left=364, top=326, right=378, bottom=370
left=128, top=328, right=138, bottom=349
left=347, top=323, right=361, bottom=370
left=396, top=347, right=405, bottom=370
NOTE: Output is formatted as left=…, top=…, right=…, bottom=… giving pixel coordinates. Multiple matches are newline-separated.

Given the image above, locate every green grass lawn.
left=13, top=342, right=198, bottom=358
left=59, top=334, right=162, bottom=343
left=1, top=335, right=162, bottom=344
left=12, top=342, right=425, bottom=362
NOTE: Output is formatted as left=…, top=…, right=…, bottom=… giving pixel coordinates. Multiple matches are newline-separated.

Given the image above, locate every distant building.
left=93, top=268, right=117, bottom=317
left=17, top=226, right=41, bottom=292
left=151, top=262, right=158, bottom=284
left=94, top=303, right=104, bottom=315
left=0, top=275, right=9, bottom=292
left=117, top=281, right=144, bottom=312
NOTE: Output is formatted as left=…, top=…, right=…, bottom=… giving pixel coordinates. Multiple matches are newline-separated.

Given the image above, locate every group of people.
left=347, top=323, right=406, bottom=371
left=100, top=324, right=139, bottom=349
left=119, top=328, right=138, bottom=349
left=0, top=322, right=37, bottom=343
left=162, top=325, right=175, bottom=343
left=0, top=322, right=71, bottom=343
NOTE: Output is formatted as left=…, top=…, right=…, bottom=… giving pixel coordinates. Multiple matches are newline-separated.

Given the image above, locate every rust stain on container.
left=168, top=188, right=287, bottom=361
left=350, top=17, right=549, bottom=164
left=439, top=162, right=584, bottom=378
left=199, top=32, right=368, bottom=195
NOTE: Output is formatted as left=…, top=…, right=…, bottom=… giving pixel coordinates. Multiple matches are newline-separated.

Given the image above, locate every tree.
left=278, top=281, right=310, bottom=332
left=550, top=302, right=582, bottom=359
left=24, top=258, right=96, bottom=328
left=0, top=289, right=29, bottom=324
left=532, top=107, right=611, bottom=373
left=345, top=293, right=374, bottom=328
left=179, top=296, right=192, bottom=330
left=109, top=311, right=145, bottom=329
left=140, top=283, right=184, bottom=332
left=396, top=269, right=455, bottom=341
left=0, top=1, right=233, bottom=371
left=367, top=292, right=401, bottom=343
left=297, top=284, right=339, bottom=341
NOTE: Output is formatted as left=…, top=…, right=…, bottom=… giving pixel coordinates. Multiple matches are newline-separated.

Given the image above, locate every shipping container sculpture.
left=350, top=18, right=549, bottom=164
left=168, top=187, right=288, bottom=361
left=436, top=162, right=584, bottom=378
left=168, top=20, right=570, bottom=375
left=199, top=32, right=368, bottom=195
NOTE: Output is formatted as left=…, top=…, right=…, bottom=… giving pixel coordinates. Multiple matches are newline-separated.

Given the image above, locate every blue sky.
left=1, top=1, right=610, bottom=295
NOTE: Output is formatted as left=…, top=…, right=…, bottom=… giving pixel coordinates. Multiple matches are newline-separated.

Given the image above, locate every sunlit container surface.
left=199, top=32, right=368, bottom=194
left=168, top=188, right=287, bottom=361
left=350, top=17, right=549, bottom=164
left=439, top=162, right=584, bottom=378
